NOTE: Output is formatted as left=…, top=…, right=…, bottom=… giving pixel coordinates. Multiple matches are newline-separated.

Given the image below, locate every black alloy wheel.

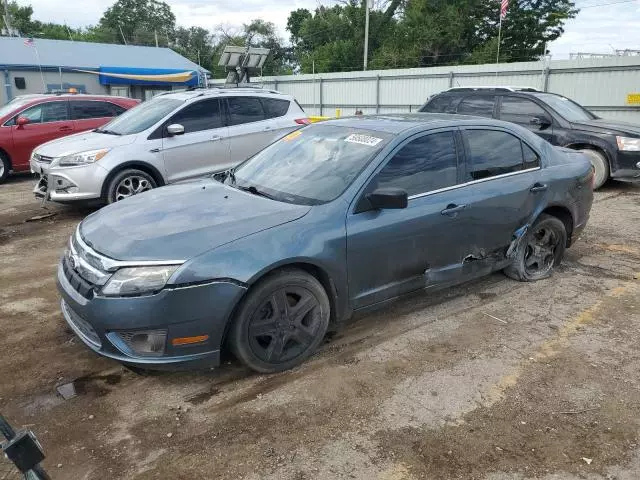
left=229, top=269, right=330, bottom=373
left=504, top=213, right=567, bottom=282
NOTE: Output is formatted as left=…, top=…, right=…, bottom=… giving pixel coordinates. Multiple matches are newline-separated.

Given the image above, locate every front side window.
left=230, top=125, right=393, bottom=205
left=227, top=97, right=265, bottom=125
left=463, top=129, right=525, bottom=180
left=457, top=95, right=496, bottom=117
left=71, top=101, right=120, bottom=120
left=98, top=97, right=183, bottom=135
left=16, top=101, right=69, bottom=124
left=533, top=93, right=596, bottom=121
left=372, top=132, right=458, bottom=196
left=168, top=99, right=222, bottom=133
left=499, top=97, right=548, bottom=124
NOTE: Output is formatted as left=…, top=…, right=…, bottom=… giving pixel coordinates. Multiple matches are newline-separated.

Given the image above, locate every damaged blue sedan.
left=57, top=114, right=594, bottom=373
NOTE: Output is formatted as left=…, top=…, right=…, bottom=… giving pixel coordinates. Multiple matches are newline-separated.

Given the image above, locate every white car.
left=30, top=88, right=309, bottom=204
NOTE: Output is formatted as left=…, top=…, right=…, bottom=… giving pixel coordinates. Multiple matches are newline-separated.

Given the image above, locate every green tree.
left=98, top=0, right=176, bottom=46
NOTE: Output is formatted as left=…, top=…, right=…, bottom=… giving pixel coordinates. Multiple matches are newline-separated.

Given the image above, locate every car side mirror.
left=530, top=116, right=551, bottom=127
left=16, top=116, right=30, bottom=127
left=366, top=188, right=408, bottom=210
left=166, top=123, right=185, bottom=136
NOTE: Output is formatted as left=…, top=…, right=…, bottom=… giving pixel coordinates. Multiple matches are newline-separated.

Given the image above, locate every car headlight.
left=616, top=136, right=640, bottom=152
left=101, top=265, right=179, bottom=297
left=57, top=148, right=110, bottom=167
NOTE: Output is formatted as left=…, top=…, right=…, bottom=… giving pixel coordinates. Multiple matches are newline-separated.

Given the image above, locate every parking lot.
left=0, top=174, right=639, bottom=479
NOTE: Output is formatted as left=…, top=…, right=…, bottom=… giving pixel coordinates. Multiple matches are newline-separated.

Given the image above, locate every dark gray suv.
left=58, top=114, right=593, bottom=373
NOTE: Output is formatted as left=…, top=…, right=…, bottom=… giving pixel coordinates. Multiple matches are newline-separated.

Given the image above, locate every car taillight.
left=295, top=118, right=311, bottom=125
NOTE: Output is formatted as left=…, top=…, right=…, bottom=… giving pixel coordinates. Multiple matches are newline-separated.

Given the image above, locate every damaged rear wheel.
left=504, top=214, right=567, bottom=282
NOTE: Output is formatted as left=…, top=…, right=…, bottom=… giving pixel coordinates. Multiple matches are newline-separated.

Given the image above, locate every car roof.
left=11, top=93, right=135, bottom=102
left=158, top=87, right=292, bottom=101
left=320, top=113, right=511, bottom=134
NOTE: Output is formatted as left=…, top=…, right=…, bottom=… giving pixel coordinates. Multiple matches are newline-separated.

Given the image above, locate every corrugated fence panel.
left=210, top=56, right=640, bottom=122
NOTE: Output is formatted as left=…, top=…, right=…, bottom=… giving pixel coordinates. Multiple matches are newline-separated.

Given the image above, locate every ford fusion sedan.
left=30, top=88, right=308, bottom=204
left=0, top=93, right=138, bottom=182
left=58, top=114, right=594, bottom=373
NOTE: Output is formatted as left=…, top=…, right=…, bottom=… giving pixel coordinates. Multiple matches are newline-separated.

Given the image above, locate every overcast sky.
left=20, top=0, right=640, bottom=59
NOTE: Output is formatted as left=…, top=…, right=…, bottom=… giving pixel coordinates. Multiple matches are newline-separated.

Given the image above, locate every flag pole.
left=495, top=8, right=503, bottom=80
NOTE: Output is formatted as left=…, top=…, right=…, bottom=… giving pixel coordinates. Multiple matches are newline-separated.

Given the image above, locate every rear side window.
left=463, top=129, right=525, bottom=180
left=373, top=131, right=458, bottom=196
left=420, top=95, right=458, bottom=113
left=499, top=97, right=547, bottom=124
left=261, top=98, right=290, bottom=118
left=15, top=101, right=69, bottom=124
left=70, top=101, right=123, bottom=120
left=457, top=95, right=496, bottom=117
left=227, top=97, right=265, bottom=125
left=522, top=142, right=540, bottom=169
left=169, top=98, right=223, bottom=133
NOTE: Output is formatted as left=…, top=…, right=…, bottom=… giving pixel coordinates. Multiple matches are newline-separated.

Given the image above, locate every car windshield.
left=0, top=97, right=36, bottom=119
left=534, top=93, right=596, bottom=121
left=97, top=97, right=183, bottom=135
left=230, top=124, right=394, bottom=205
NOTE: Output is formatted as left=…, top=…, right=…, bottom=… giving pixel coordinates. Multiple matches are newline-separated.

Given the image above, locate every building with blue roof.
left=0, top=36, right=208, bottom=105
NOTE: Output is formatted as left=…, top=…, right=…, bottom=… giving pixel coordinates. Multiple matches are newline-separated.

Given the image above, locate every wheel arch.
left=0, top=147, right=12, bottom=168
left=100, top=161, right=166, bottom=199
left=564, top=142, right=611, bottom=164
left=539, top=205, right=574, bottom=246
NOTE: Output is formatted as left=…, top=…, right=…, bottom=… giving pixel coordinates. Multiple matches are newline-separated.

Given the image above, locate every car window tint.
left=499, top=97, right=547, bottom=123
left=19, top=102, right=68, bottom=124
left=261, top=98, right=290, bottom=118
left=71, top=101, right=119, bottom=120
left=169, top=99, right=222, bottom=133
left=522, top=142, right=541, bottom=169
left=457, top=95, right=496, bottom=117
left=227, top=97, right=265, bottom=125
left=464, top=130, right=524, bottom=180
left=373, top=132, right=458, bottom=196
left=420, top=95, right=457, bottom=113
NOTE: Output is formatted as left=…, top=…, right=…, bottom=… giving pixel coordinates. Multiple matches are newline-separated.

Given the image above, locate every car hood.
left=80, top=180, right=311, bottom=261
left=572, top=118, right=640, bottom=137
left=34, top=131, right=136, bottom=157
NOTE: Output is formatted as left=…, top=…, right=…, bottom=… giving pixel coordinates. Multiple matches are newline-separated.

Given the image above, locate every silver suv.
left=30, top=88, right=309, bottom=204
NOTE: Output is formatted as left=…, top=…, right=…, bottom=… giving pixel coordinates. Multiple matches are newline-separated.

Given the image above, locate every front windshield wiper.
left=94, top=128, right=121, bottom=135
left=235, top=183, right=275, bottom=200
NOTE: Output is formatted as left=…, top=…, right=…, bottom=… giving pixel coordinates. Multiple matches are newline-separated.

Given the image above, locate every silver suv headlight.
left=56, top=148, right=111, bottom=167
left=101, top=266, right=179, bottom=297
left=616, top=136, right=640, bottom=152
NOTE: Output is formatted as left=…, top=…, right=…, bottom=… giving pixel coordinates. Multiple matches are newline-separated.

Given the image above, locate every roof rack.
left=445, top=86, right=541, bottom=92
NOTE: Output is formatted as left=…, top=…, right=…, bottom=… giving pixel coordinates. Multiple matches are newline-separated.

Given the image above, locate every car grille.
left=62, top=255, right=94, bottom=299
left=61, top=300, right=101, bottom=348
left=33, top=153, right=54, bottom=163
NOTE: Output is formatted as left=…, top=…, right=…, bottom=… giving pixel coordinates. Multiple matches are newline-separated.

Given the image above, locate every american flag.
left=23, top=38, right=34, bottom=47
left=500, top=0, right=509, bottom=19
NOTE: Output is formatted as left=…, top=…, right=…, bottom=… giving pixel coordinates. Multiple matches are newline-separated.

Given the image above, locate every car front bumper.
left=611, top=151, right=640, bottom=181
left=31, top=160, right=109, bottom=202
left=56, top=260, right=247, bottom=370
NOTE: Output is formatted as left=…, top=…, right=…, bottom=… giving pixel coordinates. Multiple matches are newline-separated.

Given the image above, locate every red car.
left=0, top=94, right=139, bottom=182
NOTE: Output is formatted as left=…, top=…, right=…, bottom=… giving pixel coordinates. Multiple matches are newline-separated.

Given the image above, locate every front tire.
left=228, top=269, right=330, bottom=373
left=0, top=152, right=10, bottom=183
left=579, top=149, right=608, bottom=189
left=105, top=168, right=156, bottom=204
left=504, top=214, right=567, bottom=282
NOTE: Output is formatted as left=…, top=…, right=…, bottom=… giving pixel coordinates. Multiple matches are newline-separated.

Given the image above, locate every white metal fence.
left=211, top=56, right=640, bottom=123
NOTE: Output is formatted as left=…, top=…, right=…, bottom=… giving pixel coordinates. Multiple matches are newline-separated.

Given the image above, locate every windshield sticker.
left=283, top=130, right=302, bottom=141
left=344, top=133, right=383, bottom=147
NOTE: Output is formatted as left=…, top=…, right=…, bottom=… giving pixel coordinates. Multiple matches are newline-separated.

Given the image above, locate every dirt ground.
left=1, top=174, right=640, bottom=480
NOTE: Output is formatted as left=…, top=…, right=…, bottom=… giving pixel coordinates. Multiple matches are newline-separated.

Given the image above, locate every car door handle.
left=211, top=135, right=222, bottom=142
left=59, top=126, right=72, bottom=132
left=530, top=183, right=548, bottom=193
left=441, top=203, right=467, bottom=216
left=263, top=126, right=272, bottom=131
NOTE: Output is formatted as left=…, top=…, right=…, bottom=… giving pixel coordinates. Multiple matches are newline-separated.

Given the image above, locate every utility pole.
left=363, top=0, right=370, bottom=70
left=2, top=0, right=14, bottom=36
left=154, top=30, right=159, bottom=47
left=118, top=24, right=127, bottom=45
